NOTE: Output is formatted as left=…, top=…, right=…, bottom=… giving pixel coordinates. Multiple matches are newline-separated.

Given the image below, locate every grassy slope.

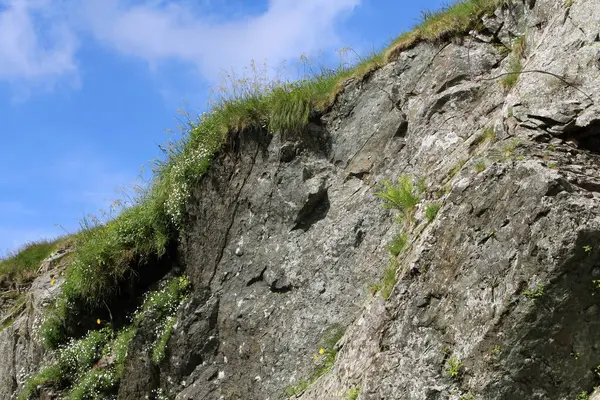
left=0, top=0, right=506, bottom=348
left=0, top=239, right=64, bottom=288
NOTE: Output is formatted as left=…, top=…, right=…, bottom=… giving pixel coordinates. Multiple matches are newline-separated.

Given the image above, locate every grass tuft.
left=425, top=203, right=442, bottom=222
left=385, top=0, right=510, bottom=61
left=500, top=35, right=526, bottom=90
left=375, top=176, right=422, bottom=220
left=370, top=258, right=401, bottom=300
left=388, top=232, right=408, bottom=257
left=18, top=364, right=63, bottom=400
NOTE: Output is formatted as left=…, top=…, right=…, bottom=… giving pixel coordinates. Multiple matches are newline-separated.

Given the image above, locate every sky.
left=0, top=0, right=447, bottom=257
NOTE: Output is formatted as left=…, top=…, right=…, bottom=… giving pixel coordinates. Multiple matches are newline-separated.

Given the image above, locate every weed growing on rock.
left=471, top=126, right=496, bottom=149
left=490, top=345, right=502, bottom=357
left=425, top=203, right=441, bottom=222
left=501, top=35, right=526, bottom=90
left=501, top=138, right=521, bottom=160
left=584, top=245, right=592, bottom=253
left=345, top=387, right=360, bottom=400
left=285, top=340, right=341, bottom=396
left=152, top=315, right=177, bottom=364
left=523, top=284, right=544, bottom=300
left=370, top=258, right=400, bottom=300
left=576, top=391, right=590, bottom=400
left=445, top=356, right=463, bottom=379
left=474, top=160, right=487, bottom=173
left=375, top=175, right=422, bottom=221
left=387, top=232, right=408, bottom=257
left=448, top=159, right=467, bottom=180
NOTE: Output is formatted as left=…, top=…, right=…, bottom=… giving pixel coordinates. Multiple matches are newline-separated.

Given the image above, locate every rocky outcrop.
left=0, top=253, right=67, bottom=400
left=3, top=0, right=600, bottom=399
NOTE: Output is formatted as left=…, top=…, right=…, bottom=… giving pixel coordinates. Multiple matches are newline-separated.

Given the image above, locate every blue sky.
left=0, top=0, right=446, bottom=257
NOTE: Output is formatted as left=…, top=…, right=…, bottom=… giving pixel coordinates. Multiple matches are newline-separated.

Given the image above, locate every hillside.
left=2, top=0, right=600, bottom=399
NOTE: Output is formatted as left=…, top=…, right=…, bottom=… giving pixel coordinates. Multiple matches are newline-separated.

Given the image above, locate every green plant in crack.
left=345, top=387, right=360, bottom=400
left=448, top=159, right=467, bottom=180
left=490, top=344, right=502, bottom=358
left=576, top=391, right=590, bottom=400
left=471, top=126, right=496, bottom=149
left=387, top=231, right=408, bottom=257
left=474, top=159, right=487, bottom=173
left=284, top=329, right=343, bottom=397
left=500, top=138, right=521, bottom=160
left=375, top=175, right=422, bottom=223
left=445, top=355, right=463, bottom=379
left=425, top=202, right=441, bottom=222
left=369, top=257, right=400, bottom=300
left=523, top=283, right=544, bottom=300
left=501, top=35, right=526, bottom=90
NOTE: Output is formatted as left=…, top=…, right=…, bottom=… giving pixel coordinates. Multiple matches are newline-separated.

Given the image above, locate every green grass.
left=474, top=159, right=487, bottom=173
left=501, top=138, right=521, bottom=159
left=23, top=277, right=189, bottom=400
left=471, top=126, right=496, bottom=149
left=152, top=315, right=177, bottom=364
left=0, top=240, right=59, bottom=287
left=0, top=292, right=26, bottom=332
left=425, top=203, right=442, bottom=222
left=445, top=356, right=463, bottom=379
left=345, top=387, right=360, bottom=400
left=577, top=391, right=590, bottom=400
left=375, top=175, right=422, bottom=220
left=385, top=0, right=510, bottom=61
left=284, top=340, right=341, bottom=397
left=370, top=258, right=400, bottom=300
left=387, top=232, right=408, bottom=257
left=500, top=35, right=526, bottom=90
left=523, top=283, right=544, bottom=300
left=448, top=159, right=467, bottom=179
left=18, top=364, right=63, bottom=400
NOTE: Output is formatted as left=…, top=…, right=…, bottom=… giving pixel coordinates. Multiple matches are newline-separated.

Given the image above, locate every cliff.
left=2, top=0, right=600, bottom=399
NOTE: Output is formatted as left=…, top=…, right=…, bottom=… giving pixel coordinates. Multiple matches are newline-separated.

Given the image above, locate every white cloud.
left=0, top=0, right=360, bottom=89
left=0, top=0, right=78, bottom=88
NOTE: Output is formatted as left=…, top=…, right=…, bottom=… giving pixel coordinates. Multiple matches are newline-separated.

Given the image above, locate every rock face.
left=0, top=262, right=65, bottom=400
left=4, top=0, right=600, bottom=399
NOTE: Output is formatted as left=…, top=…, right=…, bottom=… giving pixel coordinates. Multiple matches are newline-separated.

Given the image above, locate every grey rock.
left=4, top=1, right=600, bottom=399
